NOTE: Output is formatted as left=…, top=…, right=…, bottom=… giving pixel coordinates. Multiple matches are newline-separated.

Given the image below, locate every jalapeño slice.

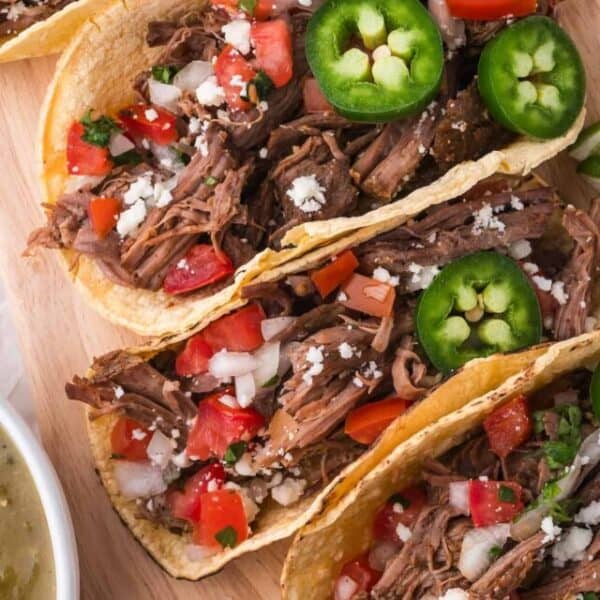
left=416, top=252, right=542, bottom=374
left=306, top=0, right=444, bottom=122
left=478, top=16, right=585, bottom=139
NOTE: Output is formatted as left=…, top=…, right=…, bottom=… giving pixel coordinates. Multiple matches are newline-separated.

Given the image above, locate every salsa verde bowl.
left=0, top=398, right=78, bottom=600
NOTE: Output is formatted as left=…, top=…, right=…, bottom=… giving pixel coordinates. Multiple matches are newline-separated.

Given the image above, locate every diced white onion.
left=173, top=60, right=213, bottom=92
left=252, top=342, right=281, bottom=387
left=260, top=317, right=297, bottom=341
left=185, top=544, right=218, bottom=561
left=368, top=540, right=399, bottom=572
left=209, top=350, right=259, bottom=378
left=148, top=79, right=182, bottom=112
left=146, top=430, right=174, bottom=468
left=449, top=481, right=471, bottom=515
left=334, top=575, right=358, bottom=600
left=63, top=175, right=105, bottom=193
left=113, top=460, right=167, bottom=499
left=458, top=524, right=510, bottom=582
left=108, top=133, right=135, bottom=157
left=235, top=372, right=256, bottom=407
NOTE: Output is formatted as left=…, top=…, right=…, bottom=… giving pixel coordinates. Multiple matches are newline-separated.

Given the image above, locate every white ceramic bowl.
left=0, top=398, right=79, bottom=600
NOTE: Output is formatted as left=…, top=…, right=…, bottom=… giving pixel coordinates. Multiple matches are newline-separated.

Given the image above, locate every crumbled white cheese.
left=363, top=361, right=383, bottom=379
left=271, top=478, right=306, bottom=506
left=298, top=0, right=312, bottom=5
left=337, top=291, right=348, bottom=302
left=510, top=195, right=524, bottom=210
left=373, top=266, right=399, bottom=287
left=508, top=239, right=532, bottom=260
left=222, top=19, right=252, bottom=55
left=196, top=75, right=226, bottom=107
left=239, top=487, right=260, bottom=523
left=131, top=428, right=147, bottom=441
left=450, top=120, right=467, bottom=132
left=258, top=100, right=269, bottom=112
left=188, top=117, right=202, bottom=134
left=392, top=503, right=404, bottom=514
left=352, top=376, right=365, bottom=388
left=472, top=203, right=506, bottom=235
left=171, top=450, right=191, bottom=469
left=286, top=175, right=327, bottom=214
left=541, top=516, right=562, bottom=543
left=144, top=108, right=159, bottom=122
left=114, top=385, right=125, bottom=399
left=235, top=453, right=258, bottom=477
left=116, top=199, right=146, bottom=237
left=229, top=73, right=248, bottom=97
left=551, top=527, right=592, bottom=567
left=338, top=342, right=356, bottom=359
left=258, top=147, right=268, bottom=159
left=575, top=500, right=600, bottom=526
left=532, top=275, right=552, bottom=292
left=195, top=135, right=209, bottom=157
left=406, top=263, right=440, bottom=292
left=523, top=262, right=539, bottom=275
left=395, top=523, right=412, bottom=542
left=302, top=345, right=325, bottom=385
left=153, top=180, right=174, bottom=208
left=550, top=281, right=569, bottom=306
left=123, top=174, right=154, bottom=205
left=5, top=1, right=26, bottom=21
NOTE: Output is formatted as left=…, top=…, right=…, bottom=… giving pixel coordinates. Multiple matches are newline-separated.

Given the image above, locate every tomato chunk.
left=303, top=78, right=334, bottom=113
left=175, top=334, right=214, bottom=376
left=340, top=273, right=396, bottom=318
left=202, top=304, right=265, bottom=352
left=250, top=19, right=293, bottom=88
left=446, top=0, right=536, bottom=20
left=163, top=244, right=234, bottom=295
left=334, top=554, right=381, bottom=600
left=111, top=417, right=151, bottom=461
left=67, top=121, right=113, bottom=176
left=167, top=463, right=226, bottom=523
left=119, top=103, right=178, bottom=145
left=483, top=395, right=532, bottom=459
left=345, top=397, right=409, bottom=445
left=88, top=197, right=120, bottom=238
left=372, top=486, right=427, bottom=543
left=214, top=45, right=257, bottom=111
left=186, top=389, right=265, bottom=460
left=209, top=0, right=272, bottom=19
left=469, top=480, right=524, bottom=527
left=310, top=250, right=359, bottom=298
left=193, top=489, right=248, bottom=549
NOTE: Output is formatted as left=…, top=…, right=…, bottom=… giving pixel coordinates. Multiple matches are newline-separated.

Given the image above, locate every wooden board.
left=0, top=0, right=597, bottom=597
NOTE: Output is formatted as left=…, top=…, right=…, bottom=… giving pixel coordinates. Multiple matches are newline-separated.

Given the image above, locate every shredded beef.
left=522, top=559, right=600, bottom=600
left=0, top=0, right=73, bottom=35
left=241, top=281, right=294, bottom=316
left=391, top=336, right=430, bottom=402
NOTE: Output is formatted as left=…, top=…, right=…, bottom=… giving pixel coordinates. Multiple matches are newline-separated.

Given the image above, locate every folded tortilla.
left=281, top=330, right=600, bottom=600
left=38, top=0, right=585, bottom=338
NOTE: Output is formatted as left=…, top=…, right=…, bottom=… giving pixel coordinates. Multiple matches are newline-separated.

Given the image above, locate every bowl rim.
left=0, top=398, right=79, bottom=600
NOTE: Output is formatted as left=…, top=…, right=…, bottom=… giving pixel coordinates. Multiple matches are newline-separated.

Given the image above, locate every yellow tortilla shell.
left=38, top=0, right=585, bottom=338
left=281, top=331, right=600, bottom=600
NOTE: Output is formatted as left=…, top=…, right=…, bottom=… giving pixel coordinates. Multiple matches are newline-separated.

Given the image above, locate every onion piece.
left=235, top=372, right=256, bottom=407
left=185, top=544, right=218, bottom=561
left=458, top=524, right=510, bottom=581
left=368, top=540, right=399, bottom=572
left=148, top=78, right=182, bottom=112
left=173, top=60, right=213, bottom=91
left=261, top=316, right=297, bottom=341
left=449, top=481, right=471, bottom=515
left=108, top=133, right=135, bottom=157
left=334, top=575, right=358, bottom=600
left=146, top=431, right=174, bottom=468
left=252, top=342, right=280, bottom=387
left=63, top=175, right=105, bottom=193
left=113, top=460, right=167, bottom=499
left=428, top=0, right=466, bottom=50
left=209, top=350, right=259, bottom=379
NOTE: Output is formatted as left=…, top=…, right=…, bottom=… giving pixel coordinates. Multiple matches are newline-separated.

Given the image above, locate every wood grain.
left=0, top=1, right=596, bottom=598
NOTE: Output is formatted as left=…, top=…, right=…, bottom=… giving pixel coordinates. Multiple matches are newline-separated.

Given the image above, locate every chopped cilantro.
left=152, top=64, right=179, bottom=84
left=242, top=70, right=274, bottom=104
left=536, top=405, right=582, bottom=470
left=262, top=374, right=280, bottom=388
left=549, top=498, right=580, bottom=524
left=204, top=175, right=219, bottom=187
left=238, top=0, right=256, bottom=15
left=113, top=149, right=143, bottom=166
left=582, top=593, right=599, bottom=600
left=541, top=480, right=561, bottom=502
left=498, top=485, right=517, bottom=503
left=488, top=545, right=503, bottom=560
left=215, top=525, right=238, bottom=548
left=174, top=148, right=191, bottom=166
left=223, top=441, right=247, bottom=466
left=80, top=110, right=121, bottom=147
left=388, top=493, right=410, bottom=508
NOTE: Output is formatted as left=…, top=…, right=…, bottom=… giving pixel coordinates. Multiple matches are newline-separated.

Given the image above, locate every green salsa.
left=0, top=426, right=55, bottom=599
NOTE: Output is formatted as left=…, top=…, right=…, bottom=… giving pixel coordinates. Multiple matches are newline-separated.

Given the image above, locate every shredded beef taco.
left=29, top=0, right=585, bottom=337
left=0, top=0, right=112, bottom=62
left=64, top=169, right=599, bottom=578
left=281, top=331, right=600, bottom=600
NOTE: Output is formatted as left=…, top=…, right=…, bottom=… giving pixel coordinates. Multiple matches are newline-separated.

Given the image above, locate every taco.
left=28, top=0, right=585, bottom=337
left=0, top=0, right=112, bottom=63
left=281, top=331, right=600, bottom=600
left=64, top=170, right=599, bottom=578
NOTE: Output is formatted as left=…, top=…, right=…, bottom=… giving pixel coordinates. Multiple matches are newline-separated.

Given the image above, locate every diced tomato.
left=87, top=197, right=120, bottom=238
left=214, top=45, right=257, bottom=111
left=303, top=78, right=333, bottom=113
left=334, top=554, right=381, bottom=600
left=345, top=397, right=410, bottom=445
left=163, top=244, right=234, bottom=295
left=340, top=273, right=396, bottom=318
left=469, top=480, right=524, bottom=527
left=209, top=0, right=272, bottom=19
left=193, top=489, right=248, bottom=549
left=110, top=417, right=151, bottom=461
left=209, top=0, right=238, bottom=11
left=446, top=0, right=536, bottom=20
left=253, top=0, right=274, bottom=20
left=66, top=121, right=113, bottom=176
left=483, top=395, right=532, bottom=459
left=186, top=388, right=265, bottom=460
left=118, top=103, right=178, bottom=145
left=202, top=304, right=265, bottom=352
left=310, top=250, right=359, bottom=298
left=167, top=463, right=226, bottom=523
left=175, top=334, right=214, bottom=376
left=250, top=19, right=293, bottom=88
left=372, top=486, right=427, bottom=543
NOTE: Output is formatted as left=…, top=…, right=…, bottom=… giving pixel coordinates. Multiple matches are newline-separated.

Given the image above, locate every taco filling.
left=64, top=174, right=599, bottom=555
left=332, top=368, right=600, bottom=600
left=28, top=0, right=582, bottom=298
left=0, top=0, right=77, bottom=36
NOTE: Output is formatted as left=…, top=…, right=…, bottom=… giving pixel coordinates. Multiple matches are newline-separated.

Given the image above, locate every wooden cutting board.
left=0, top=1, right=597, bottom=598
